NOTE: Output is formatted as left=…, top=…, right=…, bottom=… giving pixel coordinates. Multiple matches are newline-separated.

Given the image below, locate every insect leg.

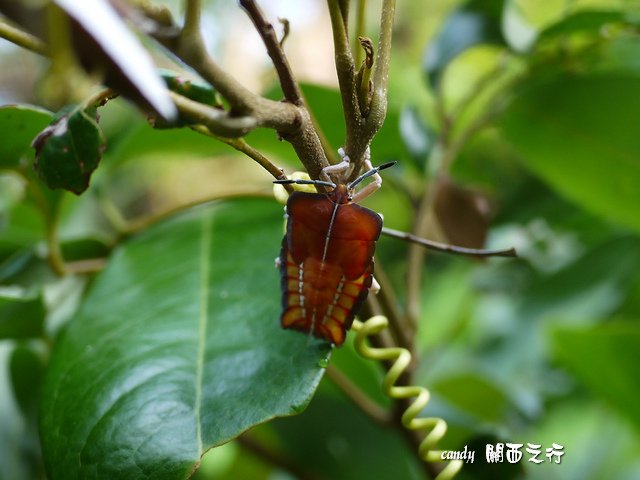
left=320, top=147, right=355, bottom=184
left=370, top=275, right=380, bottom=295
left=351, top=147, right=382, bottom=202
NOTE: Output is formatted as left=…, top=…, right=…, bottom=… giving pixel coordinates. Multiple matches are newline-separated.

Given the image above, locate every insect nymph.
left=275, top=148, right=395, bottom=346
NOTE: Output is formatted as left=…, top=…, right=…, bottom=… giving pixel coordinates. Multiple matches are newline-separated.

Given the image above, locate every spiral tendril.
left=352, top=316, right=463, bottom=479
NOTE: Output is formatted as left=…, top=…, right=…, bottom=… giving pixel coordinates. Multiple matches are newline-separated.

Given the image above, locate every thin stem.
left=120, top=191, right=272, bottom=238
left=191, top=125, right=292, bottom=188
left=383, top=227, right=517, bottom=258
left=353, top=0, right=367, bottom=66
left=45, top=218, right=67, bottom=276
left=237, top=434, right=323, bottom=480
left=170, top=91, right=258, bottom=137
left=365, top=0, right=395, bottom=135
left=325, top=365, right=391, bottom=426
left=0, top=20, right=48, bottom=55
left=327, top=0, right=359, bottom=133
left=239, top=0, right=303, bottom=105
left=182, top=0, right=201, bottom=37
left=371, top=260, right=414, bottom=350
left=65, top=258, right=108, bottom=275
left=146, top=2, right=329, bottom=178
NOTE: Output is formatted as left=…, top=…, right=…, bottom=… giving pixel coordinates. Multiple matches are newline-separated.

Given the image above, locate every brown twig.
left=327, top=0, right=396, bottom=181
left=383, top=227, right=517, bottom=258
left=325, top=365, right=391, bottom=426
left=239, top=0, right=303, bottom=105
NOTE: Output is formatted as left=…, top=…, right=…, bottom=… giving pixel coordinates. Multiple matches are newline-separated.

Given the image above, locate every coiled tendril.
left=352, top=316, right=463, bottom=480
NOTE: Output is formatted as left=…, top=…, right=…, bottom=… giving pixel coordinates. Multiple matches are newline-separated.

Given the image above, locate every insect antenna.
left=274, top=179, right=336, bottom=189
left=348, top=161, right=397, bottom=189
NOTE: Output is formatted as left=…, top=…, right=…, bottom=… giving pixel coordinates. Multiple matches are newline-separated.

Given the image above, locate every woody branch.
left=327, top=0, right=396, bottom=181
left=149, top=0, right=330, bottom=179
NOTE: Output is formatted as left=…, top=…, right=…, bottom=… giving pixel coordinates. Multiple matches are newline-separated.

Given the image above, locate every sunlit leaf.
left=552, top=321, right=640, bottom=431
left=423, top=0, right=505, bottom=88
left=500, top=74, right=640, bottom=233
left=40, top=198, right=331, bottom=480
left=537, top=10, right=627, bottom=44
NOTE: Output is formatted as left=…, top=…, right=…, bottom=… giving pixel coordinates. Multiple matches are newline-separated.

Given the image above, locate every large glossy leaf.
left=500, top=74, right=640, bottom=233
left=551, top=321, right=640, bottom=431
left=41, top=198, right=331, bottom=480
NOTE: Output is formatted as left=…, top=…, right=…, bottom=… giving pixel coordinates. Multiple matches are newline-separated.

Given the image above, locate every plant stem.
left=325, top=365, right=391, bottom=426
left=383, top=227, right=517, bottom=258
left=192, top=126, right=292, bottom=187
left=171, top=91, right=257, bottom=137
left=0, top=20, right=48, bottom=55
left=237, top=434, right=325, bottom=480
left=353, top=0, right=367, bottom=66
left=239, top=0, right=303, bottom=105
left=365, top=0, right=395, bottom=135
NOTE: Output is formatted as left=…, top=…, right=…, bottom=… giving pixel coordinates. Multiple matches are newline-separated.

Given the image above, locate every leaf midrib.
left=194, top=213, right=213, bottom=456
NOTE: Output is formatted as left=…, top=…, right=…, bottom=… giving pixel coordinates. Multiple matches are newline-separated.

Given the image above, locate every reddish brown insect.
left=275, top=153, right=395, bottom=345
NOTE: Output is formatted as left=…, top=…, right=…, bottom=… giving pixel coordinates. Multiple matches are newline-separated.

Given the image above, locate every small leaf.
left=552, top=321, right=640, bottom=431
left=160, top=70, right=219, bottom=108
left=0, top=105, right=54, bottom=168
left=33, top=106, right=105, bottom=194
left=423, top=0, right=505, bottom=88
left=155, top=70, right=221, bottom=128
left=41, top=199, right=331, bottom=480
left=500, top=74, right=640, bottom=233
left=0, top=288, right=46, bottom=340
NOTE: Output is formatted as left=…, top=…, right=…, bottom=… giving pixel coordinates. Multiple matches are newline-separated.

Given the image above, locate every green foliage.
left=501, top=75, right=640, bottom=233
left=1, top=1, right=639, bottom=480
left=33, top=105, right=105, bottom=194
left=40, top=200, right=330, bottom=479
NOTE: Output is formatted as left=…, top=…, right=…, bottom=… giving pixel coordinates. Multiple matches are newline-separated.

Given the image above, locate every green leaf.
left=519, top=236, right=640, bottom=322
left=432, top=372, right=512, bottom=424
left=33, top=106, right=105, bottom=194
left=155, top=70, right=222, bottom=129
left=9, top=345, right=46, bottom=417
left=551, top=321, right=640, bottom=431
left=159, top=70, right=219, bottom=107
left=0, top=344, right=43, bottom=480
left=0, top=289, right=46, bottom=339
left=0, top=105, right=54, bottom=168
left=269, top=385, right=423, bottom=480
left=537, top=10, right=627, bottom=43
left=423, top=0, right=505, bottom=88
left=41, top=198, right=331, bottom=480
left=500, top=74, right=640, bottom=233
